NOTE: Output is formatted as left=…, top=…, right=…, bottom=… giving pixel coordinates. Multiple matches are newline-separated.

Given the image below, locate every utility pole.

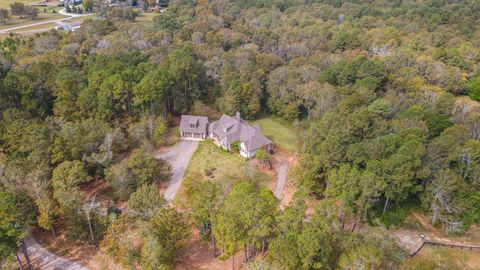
left=20, top=238, right=33, bottom=270
left=15, top=252, right=25, bottom=270
left=13, top=221, right=33, bottom=270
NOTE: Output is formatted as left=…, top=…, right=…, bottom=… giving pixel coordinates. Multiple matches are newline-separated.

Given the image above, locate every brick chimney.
left=236, top=111, right=241, bottom=121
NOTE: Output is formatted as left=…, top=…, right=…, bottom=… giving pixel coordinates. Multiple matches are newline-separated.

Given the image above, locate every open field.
left=177, top=140, right=273, bottom=205
left=0, top=0, right=43, bottom=9
left=250, top=117, right=300, bottom=152
left=0, top=12, right=67, bottom=30
left=10, top=21, right=57, bottom=32
left=135, top=12, right=158, bottom=22
left=400, top=246, right=480, bottom=270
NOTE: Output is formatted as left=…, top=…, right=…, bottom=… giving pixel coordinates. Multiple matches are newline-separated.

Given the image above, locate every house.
left=209, top=112, right=273, bottom=158
left=179, top=115, right=209, bottom=139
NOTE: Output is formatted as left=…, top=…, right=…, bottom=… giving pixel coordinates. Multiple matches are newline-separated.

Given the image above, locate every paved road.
left=154, top=140, right=199, bottom=202
left=18, top=236, right=90, bottom=270
left=274, top=159, right=289, bottom=199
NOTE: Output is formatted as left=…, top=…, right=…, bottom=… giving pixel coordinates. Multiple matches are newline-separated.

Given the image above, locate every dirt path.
left=154, top=140, right=199, bottom=202
left=274, top=159, right=289, bottom=199
left=395, top=212, right=480, bottom=255
left=18, top=235, right=90, bottom=270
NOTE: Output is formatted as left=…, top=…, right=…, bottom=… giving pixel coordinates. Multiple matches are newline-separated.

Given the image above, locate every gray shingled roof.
left=180, top=115, right=209, bottom=134
left=210, top=114, right=272, bottom=151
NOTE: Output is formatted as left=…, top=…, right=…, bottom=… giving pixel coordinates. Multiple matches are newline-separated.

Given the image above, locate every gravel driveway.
left=155, top=140, right=199, bottom=202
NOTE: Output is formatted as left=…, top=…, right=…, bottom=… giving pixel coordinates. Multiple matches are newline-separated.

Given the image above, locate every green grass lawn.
left=135, top=12, right=158, bottom=22
left=9, top=21, right=57, bottom=32
left=0, top=0, right=42, bottom=9
left=250, top=117, right=300, bottom=152
left=0, top=12, right=67, bottom=30
left=176, top=140, right=273, bottom=205
left=400, top=246, right=480, bottom=270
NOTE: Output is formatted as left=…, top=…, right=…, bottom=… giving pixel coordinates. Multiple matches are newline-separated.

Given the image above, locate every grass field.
left=0, top=0, right=42, bottom=9
left=9, top=21, right=57, bottom=32
left=250, top=117, right=300, bottom=152
left=177, top=140, right=273, bottom=205
left=0, top=11, right=67, bottom=30
left=400, top=246, right=480, bottom=270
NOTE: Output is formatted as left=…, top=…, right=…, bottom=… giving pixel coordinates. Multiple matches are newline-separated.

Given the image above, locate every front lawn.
left=250, top=117, right=300, bottom=152
left=176, top=140, right=273, bottom=205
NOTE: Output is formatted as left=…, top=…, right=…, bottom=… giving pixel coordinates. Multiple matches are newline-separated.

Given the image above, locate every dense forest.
left=1, top=0, right=480, bottom=269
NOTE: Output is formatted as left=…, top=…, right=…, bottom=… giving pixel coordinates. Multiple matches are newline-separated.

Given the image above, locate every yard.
left=176, top=140, right=273, bottom=205
left=250, top=117, right=300, bottom=153
left=400, top=246, right=480, bottom=270
left=0, top=12, right=67, bottom=30
left=0, top=0, right=43, bottom=9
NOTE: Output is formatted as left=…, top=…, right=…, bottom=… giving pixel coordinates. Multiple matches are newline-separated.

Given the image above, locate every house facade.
left=179, top=115, right=209, bottom=139
left=209, top=112, right=272, bottom=158
left=179, top=112, right=273, bottom=158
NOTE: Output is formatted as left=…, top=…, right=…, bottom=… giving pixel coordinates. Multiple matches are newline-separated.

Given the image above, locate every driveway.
left=18, top=236, right=90, bottom=270
left=154, top=140, right=198, bottom=202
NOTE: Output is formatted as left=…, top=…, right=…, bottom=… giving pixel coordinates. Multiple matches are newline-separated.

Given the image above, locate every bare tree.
left=82, top=194, right=100, bottom=243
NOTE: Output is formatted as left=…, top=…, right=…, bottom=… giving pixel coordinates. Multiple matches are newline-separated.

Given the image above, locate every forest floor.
left=174, top=227, right=246, bottom=270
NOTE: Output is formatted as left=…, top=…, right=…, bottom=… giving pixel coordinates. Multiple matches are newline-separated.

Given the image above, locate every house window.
left=190, top=124, right=196, bottom=128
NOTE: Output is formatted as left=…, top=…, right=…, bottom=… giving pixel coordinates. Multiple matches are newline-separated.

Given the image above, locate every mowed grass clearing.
left=0, top=0, right=41, bottom=9
left=176, top=140, right=273, bottom=205
left=250, top=117, right=300, bottom=152
left=400, top=246, right=480, bottom=270
left=0, top=12, right=67, bottom=30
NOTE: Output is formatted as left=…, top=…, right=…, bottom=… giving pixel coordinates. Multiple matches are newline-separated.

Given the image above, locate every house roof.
left=180, top=115, right=208, bottom=134
left=210, top=114, right=272, bottom=151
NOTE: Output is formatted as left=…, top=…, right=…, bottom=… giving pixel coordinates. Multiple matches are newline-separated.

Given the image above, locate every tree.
left=0, top=192, right=36, bottom=261
left=467, top=77, right=480, bottom=101
left=51, top=161, right=92, bottom=240
left=185, top=181, right=221, bottom=256
left=24, top=6, right=38, bottom=20
left=101, top=216, right=140, bottom=268
left=10, top=2, right=25, bottom=18
left=106, top=149, right=170, bottom=200
left=128, top=184, right=166, bottom=219
left=140, top=208, right=189, bottom=269
left=105, top=160, right=136, bottom=201
left=51, top=160, right=89, bottom=209
left=83, top=0, right=94, bottom=12
left=214, top=182, right=278, bottom=268
left=127, top=149, right=170, bottom=184
left=0, top=9, right=10, bottom=25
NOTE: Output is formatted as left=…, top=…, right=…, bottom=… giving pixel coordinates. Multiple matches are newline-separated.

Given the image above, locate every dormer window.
left=190, top=123, right=196, bottom=128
